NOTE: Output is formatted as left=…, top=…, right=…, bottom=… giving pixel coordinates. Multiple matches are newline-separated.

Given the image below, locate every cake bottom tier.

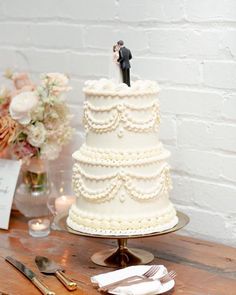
left=67, top=204, right=178, bottom=236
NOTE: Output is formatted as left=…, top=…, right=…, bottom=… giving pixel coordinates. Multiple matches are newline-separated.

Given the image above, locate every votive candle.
left=55, top=195, right=76, bottom=214
left=28, top=218, right=50, bottom=237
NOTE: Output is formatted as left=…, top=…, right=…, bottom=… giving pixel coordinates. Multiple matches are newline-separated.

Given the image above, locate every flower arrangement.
left=0, top=71, right=74, bottom=161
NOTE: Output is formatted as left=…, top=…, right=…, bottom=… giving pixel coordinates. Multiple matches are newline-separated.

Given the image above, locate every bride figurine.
left=109, top=44, right=122, bottom=83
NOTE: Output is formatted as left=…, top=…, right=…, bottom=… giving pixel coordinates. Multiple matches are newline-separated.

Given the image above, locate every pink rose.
left=12, top=73, right=35, bottom=90
left=12, top=141, right=38, bottom=160
left=11, top=73, right=36, bottom=97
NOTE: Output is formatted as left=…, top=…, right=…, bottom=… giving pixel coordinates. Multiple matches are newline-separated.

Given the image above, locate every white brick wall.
left=177, top=119, right=236, bottom=152
left=203, top=61, right=236, bottom=89
left=0, top=0, right=236, bottom=246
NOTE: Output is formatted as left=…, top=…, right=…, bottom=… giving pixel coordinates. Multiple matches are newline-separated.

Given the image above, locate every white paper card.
left=0, top=159, right=21, bottom=229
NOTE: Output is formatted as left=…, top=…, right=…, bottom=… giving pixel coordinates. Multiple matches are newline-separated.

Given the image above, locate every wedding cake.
left=67, top=79, right=178, bottom=235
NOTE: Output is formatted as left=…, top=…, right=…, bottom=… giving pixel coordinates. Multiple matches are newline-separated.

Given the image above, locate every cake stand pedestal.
left=91, top=238, right=154, bottom=268
left=56, top=211, right=189, bottom=268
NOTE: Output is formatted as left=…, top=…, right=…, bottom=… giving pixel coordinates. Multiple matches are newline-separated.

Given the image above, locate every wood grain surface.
left=0, top=211, right=235, bottom=295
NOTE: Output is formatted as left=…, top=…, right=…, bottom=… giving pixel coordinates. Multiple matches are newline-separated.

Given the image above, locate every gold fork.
left=98, top=265, right=160, bottom=292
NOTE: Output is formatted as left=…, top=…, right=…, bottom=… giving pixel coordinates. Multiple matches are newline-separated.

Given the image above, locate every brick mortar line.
left=1, top=17, right=236, bottom=27
left=171, top=169, right=236, bottom=187
left=174, top=114, right=236, bottom=125
left=169, top=146, right=236, bottom=158
left=1, top=19, right=236, bottom=29
left=176, top=147, right=236, bottom=157
left=176, top=204, right=235, bottom=218
left=1, top=43, right=234, bottom=62
left=158, top=83, right=235, bottom=94
left=0, top=45, right=235, bottom=64
left=172, top=172, right=236, bottom=189
left=158, top=83, right=236, bottom=95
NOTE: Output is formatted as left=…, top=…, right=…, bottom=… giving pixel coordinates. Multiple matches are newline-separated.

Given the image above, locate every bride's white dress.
left=109, top=51, right=122, bottom=83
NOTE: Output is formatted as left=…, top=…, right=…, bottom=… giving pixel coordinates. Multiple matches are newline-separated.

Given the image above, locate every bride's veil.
left=107, top=45, right=115, bottom=80
left=107, top=45, right=122, bottom=83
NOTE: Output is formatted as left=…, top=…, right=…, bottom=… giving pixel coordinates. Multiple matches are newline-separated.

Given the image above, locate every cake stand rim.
left=54, top=211, right=189, bottom=239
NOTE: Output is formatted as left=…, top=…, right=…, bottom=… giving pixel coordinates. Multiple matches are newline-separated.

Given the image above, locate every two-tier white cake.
left=67, top=79, right=178, bottom=235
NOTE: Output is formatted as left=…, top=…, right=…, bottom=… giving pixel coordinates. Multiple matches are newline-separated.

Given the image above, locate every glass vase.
left=14, top=157, right=50, bottom=217
left=22, top=157, right=48, bottom=193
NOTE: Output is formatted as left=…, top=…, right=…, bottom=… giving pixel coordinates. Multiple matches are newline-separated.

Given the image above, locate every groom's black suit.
left=117, top=46, right=132, bottom=87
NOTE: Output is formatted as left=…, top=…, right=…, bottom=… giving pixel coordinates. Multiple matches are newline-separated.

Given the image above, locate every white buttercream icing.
left=67, top=204, right=178, bottom=235
left=83, top=79, right=160, bottom=97
left=67, top=79, right=178, bottom=235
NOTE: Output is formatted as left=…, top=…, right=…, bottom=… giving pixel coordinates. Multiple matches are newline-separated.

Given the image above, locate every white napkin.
left=91, top=265, right=167, bottom=295
left=111, top=279, right=162, bottom=295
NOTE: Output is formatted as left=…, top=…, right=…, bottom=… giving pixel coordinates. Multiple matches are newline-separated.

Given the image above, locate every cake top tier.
left=83, top=79, right=159, bottom=97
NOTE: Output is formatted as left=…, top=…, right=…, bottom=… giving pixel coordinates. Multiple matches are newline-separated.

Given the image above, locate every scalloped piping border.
left=73, top=144, right=170, bottom=167
left=67, top=205, right=178, bottom=236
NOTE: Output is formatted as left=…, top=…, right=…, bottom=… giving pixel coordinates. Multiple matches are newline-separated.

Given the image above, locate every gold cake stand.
left=56, top=211, right=189, bottom=268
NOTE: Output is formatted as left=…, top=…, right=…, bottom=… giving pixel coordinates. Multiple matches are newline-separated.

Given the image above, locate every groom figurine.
left=117, top=40, right=132, bottom=87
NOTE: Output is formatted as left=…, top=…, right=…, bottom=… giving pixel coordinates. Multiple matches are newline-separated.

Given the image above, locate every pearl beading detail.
left=67, top=204, right=178, bottom=235
left=83, top=100, right=160, bottom=134
left=72, top=164, right=172, bottom=203
left=73, top=144, right=170, bottom=167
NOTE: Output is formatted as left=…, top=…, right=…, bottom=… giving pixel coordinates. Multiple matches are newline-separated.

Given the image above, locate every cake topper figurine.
left=117, top=40, right=132, bottom=87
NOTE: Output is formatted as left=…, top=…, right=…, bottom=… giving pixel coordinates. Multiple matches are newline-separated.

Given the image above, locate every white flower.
left=40, top=142, right=62, bottom=160
left=31, top=104, right=44, bottom=121
left=42, top=73, right=71, bottom=95
left=26, top=122, right=46, bottom=147
left=46, top=73, right=69, bottom=84
left=9, top=91, right=38, bottom=125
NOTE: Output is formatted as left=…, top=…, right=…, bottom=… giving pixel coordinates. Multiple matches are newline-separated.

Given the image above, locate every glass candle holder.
left=28, top=218, right=50, bottom=237
left=54, top=195, right=76, bottom=215
left=47, top=170, right=76, bottom=215
left=47, top=169, right=76, bottom=229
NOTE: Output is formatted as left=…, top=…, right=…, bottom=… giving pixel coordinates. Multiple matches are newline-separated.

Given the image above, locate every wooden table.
left=0, top=212, right=236, bottom=295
